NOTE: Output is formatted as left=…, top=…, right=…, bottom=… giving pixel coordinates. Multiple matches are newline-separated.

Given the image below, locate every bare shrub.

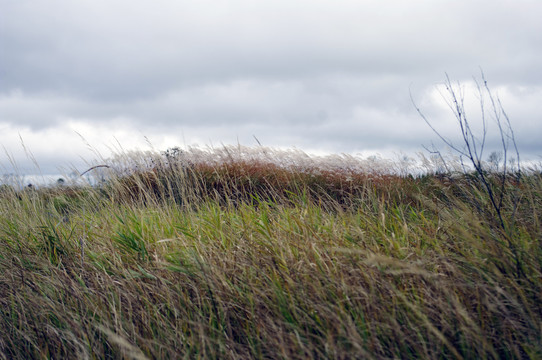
left=412, top=72, right=526, bottom=277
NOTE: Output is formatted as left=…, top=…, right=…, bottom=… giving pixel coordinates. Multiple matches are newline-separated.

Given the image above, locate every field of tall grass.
left=0, top=146, right=540, bottom=359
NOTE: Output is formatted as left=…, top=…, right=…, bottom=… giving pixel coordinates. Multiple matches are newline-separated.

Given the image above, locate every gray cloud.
left=1, top=0, right=541, bottom=174
left=4, top=0, right=540, bottom=96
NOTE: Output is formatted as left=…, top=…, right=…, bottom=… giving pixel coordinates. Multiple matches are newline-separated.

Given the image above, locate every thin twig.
left=80, top=165, right=111, bottom=177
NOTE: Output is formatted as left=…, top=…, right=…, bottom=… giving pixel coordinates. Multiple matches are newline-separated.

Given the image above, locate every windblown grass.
left=0, top=146, right=540, bottom=359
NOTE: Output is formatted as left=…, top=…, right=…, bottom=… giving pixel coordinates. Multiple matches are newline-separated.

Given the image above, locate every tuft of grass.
left=0, top=146, right=540, bottom=359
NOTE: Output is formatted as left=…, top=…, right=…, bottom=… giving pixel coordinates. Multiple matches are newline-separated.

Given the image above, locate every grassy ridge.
left=0, top=148, right=540, bottom=359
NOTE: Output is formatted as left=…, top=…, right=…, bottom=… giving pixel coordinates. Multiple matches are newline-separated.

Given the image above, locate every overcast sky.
left=1, top=0, right=541, bottom=175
